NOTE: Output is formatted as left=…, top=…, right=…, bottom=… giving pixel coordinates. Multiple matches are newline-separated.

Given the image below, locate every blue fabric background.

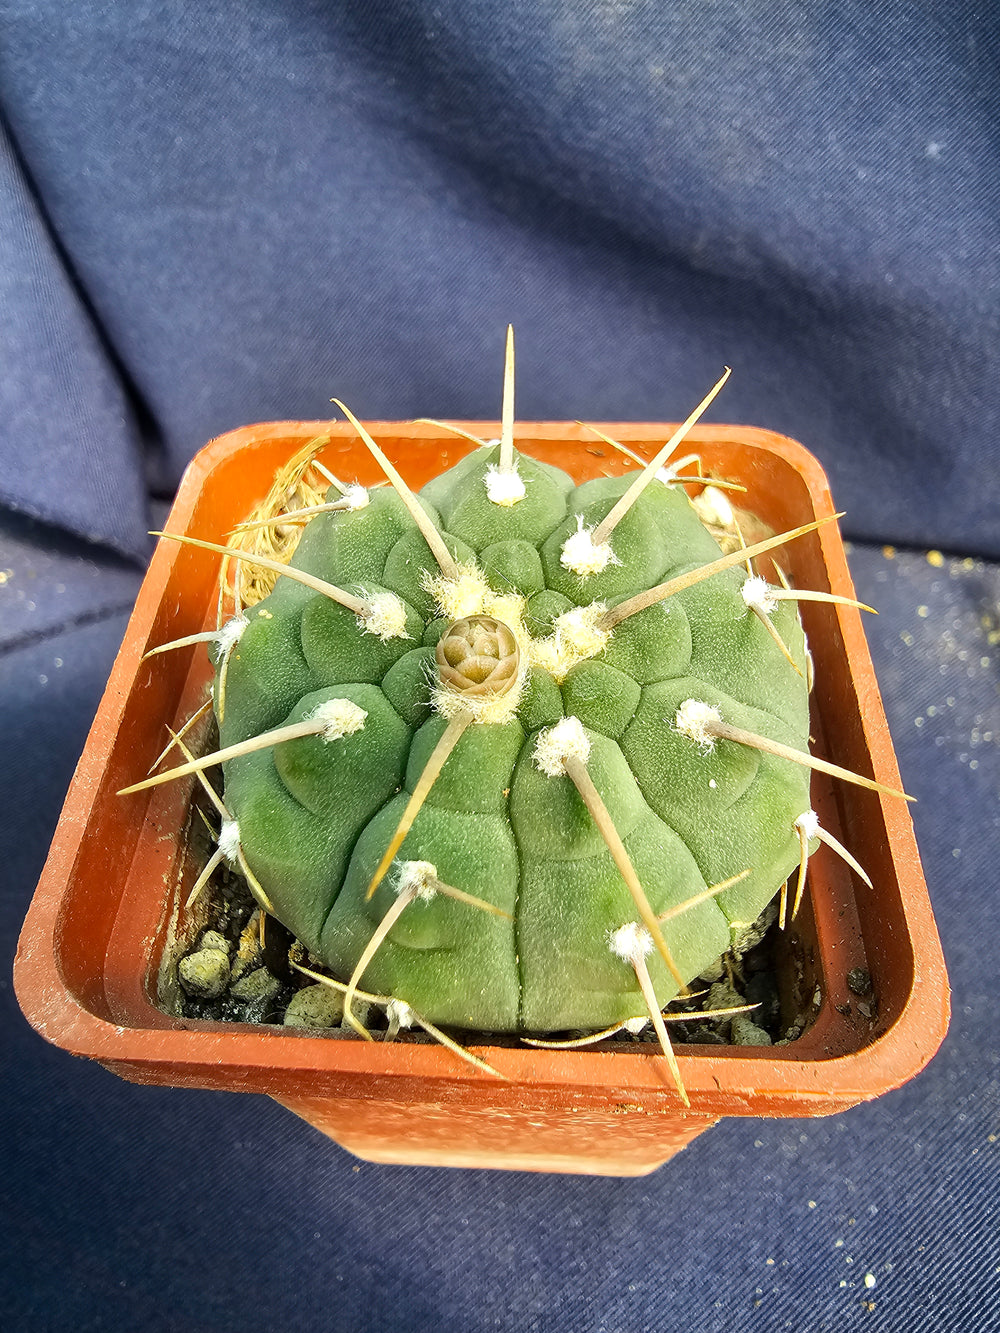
left=2, top=4, right=998, bottom=1330
left=1, top=2, right=998, bottom=557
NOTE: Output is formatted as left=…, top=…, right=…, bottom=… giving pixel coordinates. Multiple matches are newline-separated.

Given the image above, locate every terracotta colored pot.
left=14, top=420, right=949, bottom=1176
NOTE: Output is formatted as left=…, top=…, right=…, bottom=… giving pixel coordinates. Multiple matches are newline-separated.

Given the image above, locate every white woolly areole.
left=342, top=483, right=370, bottom=511
left=385, top=998, right=415, bottom=1029
left=674, top=698, right=723, bottom=751
left=608, top=921, right=654, bottom=961
left=556, top=603, right=609, bottom=657
left=532, top=715, right=591, bottom=777
left=424, top=563, right=491, bottom=621
left=624, top=1016, right=650, bottom=1034
left=432, top=670, right=528, bottom=725
left=217, top=818, right=242, bottom=862
left=215, top=614, right=249, bottom=655
left=559, top=515, right=620, bottom=577
left=795, top=809, right=821, bottom=840
left=484, top=463, right=526, bottom=506
left=741, top=575, right=778, bottom=614
left=483, top=590, right=526, bottom=632
left=358, top=592, right=409, bottom=641
left=395, top=860, right=438, bottom=901
left=527, top=602, right=609, bottom=682
left=697, top=484, right=735, bottom=528
left=308, top=697, right=368, bottom=741
left=527, top=637, right=563, bottom=679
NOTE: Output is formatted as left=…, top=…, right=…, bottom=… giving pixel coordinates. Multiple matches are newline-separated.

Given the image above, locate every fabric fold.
left=0, top=118, right=150, bottom=561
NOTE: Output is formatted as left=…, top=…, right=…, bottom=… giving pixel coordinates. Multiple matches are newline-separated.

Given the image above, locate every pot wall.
left=14, top=421, right=949, bottom=1173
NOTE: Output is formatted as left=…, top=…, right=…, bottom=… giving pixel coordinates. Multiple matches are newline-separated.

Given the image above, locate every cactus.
left=126, top=334, right=906, bottom=1098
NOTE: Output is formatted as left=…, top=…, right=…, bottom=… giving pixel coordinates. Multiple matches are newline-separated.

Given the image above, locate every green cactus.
left=221, top=455, right=813, bottom=1029
left=130, top=347, right=902, bottom=1094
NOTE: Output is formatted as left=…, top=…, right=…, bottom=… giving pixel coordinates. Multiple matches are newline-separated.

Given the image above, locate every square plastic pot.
left=14, top=420, right=949, bottom=1175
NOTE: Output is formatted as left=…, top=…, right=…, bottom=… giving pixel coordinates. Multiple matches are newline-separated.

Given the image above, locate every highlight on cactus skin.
left=126, top=335, right=908, bottom=1101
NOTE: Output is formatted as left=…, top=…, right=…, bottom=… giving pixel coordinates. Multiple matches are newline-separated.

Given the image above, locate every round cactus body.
left=215, top=441, right=813, bottom=1034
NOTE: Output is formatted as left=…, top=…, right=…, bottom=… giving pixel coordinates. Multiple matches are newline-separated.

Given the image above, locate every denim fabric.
left=0, top=120, right=150, bottom=560
left=0, top=2, right=997, bottom=557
